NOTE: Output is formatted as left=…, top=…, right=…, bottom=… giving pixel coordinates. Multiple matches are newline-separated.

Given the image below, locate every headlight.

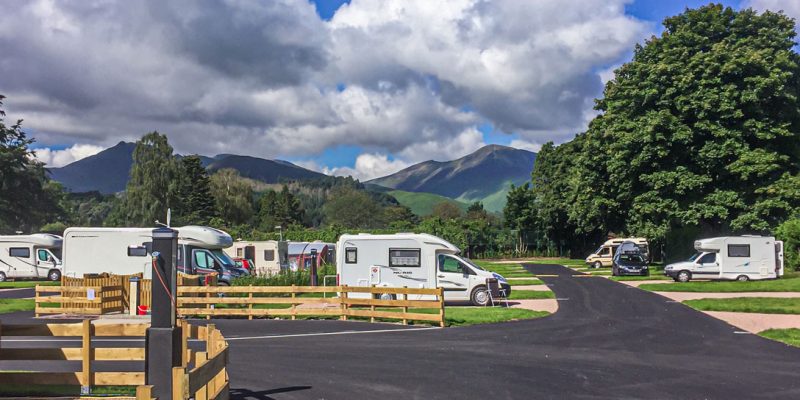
left=665, top=266, right=673, bottom=270
left=492, top=273, right=506, bottom=282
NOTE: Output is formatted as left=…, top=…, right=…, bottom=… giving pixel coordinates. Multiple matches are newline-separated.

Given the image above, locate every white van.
left=586, top=237, right=649, bottom=268
left=224, top=240, right=282, bottom=275
left=63, top=226, right=247, bottom=285
left=336, top=233, right=509, bottom=306
left=0, top=234, right=64, bottom=282
left=664, top=236, right=784, bottom=282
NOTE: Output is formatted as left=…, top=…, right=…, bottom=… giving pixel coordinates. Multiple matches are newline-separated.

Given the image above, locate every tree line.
left=505, top=5, right=800, bottom=264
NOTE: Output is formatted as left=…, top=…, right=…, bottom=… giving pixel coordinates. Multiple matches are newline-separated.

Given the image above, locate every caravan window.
left=728, top=245, right=750, bottom=258
left=9, top=247, right=30, bottom=258
left=264, top=250, right=275, bottom=261
left=389, top=249, right=420, bottom=268
left=698, top=253, right=716, bottom=264
left=236, top=248, right=243, bottom=257
left=127, top=246, right=148, bottom=257
left=37, top=249, right=50, bottom=262
left=345, top=247, right=357, bottom=264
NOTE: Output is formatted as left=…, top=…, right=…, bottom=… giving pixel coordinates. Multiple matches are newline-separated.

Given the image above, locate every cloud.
left=745, top=0, right=800, bottom=19
left=34, top=144, right=104, bottom=167
left=0, top=0, right=648, bottom=168
left=324, top=153, right=411, bottom=181
left=509, top=139, right=542, bottom=153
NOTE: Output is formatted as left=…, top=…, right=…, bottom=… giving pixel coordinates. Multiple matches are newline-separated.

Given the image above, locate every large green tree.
left=0, top=95, right=64, bottom=233
left=175, top=155, right=217, bottom=225
left=323, top=187, right=383, bottom=228
left=210, top=168, right=254, bottom=225
left=119, top=132, right=180, bottom=226
left=257, top=185, right=304, bottom=230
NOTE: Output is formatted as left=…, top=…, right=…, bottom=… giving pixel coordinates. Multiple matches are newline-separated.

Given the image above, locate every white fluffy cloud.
left=0, top=0, right=650, bottom=172
left=746, top=0, right=800, bottom=19
left=33, top=144, right=104, bottom=167
left=323, top=154, right=411, bottom=181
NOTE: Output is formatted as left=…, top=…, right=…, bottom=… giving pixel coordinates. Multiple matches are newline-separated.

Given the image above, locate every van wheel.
left=736, top=275, right=750, bottom=282
left=592, top=262, right=602, bottom=269
left=677, top=270, right=691, bottom=283
left=0, top=272, right=6, bottom=282
left=377, top=293, right=395, bottom=301
left=48, top=269, right=61, bottom=282
left=470, top=285, right=490, bottom=307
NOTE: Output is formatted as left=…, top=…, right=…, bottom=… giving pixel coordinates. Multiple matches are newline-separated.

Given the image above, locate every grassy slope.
left=388, top=190, right=468, bottom=216
left=684, top=297, right=800, bottom=314
left=760, top=328, right=800, bottom=348
left=639, top=276, right=800, bottom=292
left=0, top=298, right=34, bottom=314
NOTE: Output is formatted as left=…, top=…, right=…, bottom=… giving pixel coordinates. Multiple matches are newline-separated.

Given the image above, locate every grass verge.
left=0, top=280, right=59, bottom=289
left=508, top=290, right=554, bottom=300
left=610, top=275, right=670, bottom=281
left=0, top=384, right=135, bottom=397
left=410, top=307, right=549, bottom=326
left=759, top=328, right=800, bottom=348
left=684, top=297, right=800, bottom=314
left=639, top=277, right=800, bottom=293
left=0, top=298, right=34, bottom=314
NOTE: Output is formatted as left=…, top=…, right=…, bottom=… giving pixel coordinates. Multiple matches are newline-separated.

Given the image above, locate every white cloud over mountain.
left=1, top=0, right=653, bottom=178
left=33, top=144, right=104, bottom=167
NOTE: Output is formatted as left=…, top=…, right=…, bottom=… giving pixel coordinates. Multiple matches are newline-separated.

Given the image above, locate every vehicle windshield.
left=211, top=249, right=236, bottom=269
left=458, top=256, right=485, bottom=271
left=688, top=252, right=702, bottom=262
left=619, top=254, right=645, bottom=264
left=593, top=246, right=603, bottom=255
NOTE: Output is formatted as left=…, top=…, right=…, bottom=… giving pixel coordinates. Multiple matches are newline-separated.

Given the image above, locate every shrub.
left=776, top=218, right=800, bottom=271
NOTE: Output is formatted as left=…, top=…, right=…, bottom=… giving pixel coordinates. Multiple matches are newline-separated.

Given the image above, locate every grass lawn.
left=610, top=275, right=671, bottom=281
left=0, top=280, right=59, bottom=289
left=508, top=279, right=543, bottom=286
left=587, top=270, right=612, bottom=276
left=0, top=298, right=34, bottom=314
left=508, top=290, right=554, bottom=300
left=760, top=328, right=800, bottom=348
left=639, top=276, right=800, bottom=293
left=0, top=384, right=135, bottom=397
left=409, top=307, right=549, bottom=326
left=684, top=297, right=800, bottom=314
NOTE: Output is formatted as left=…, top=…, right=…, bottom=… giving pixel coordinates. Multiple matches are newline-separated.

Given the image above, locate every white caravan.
left=336, top=233, right=509, bottom=306
left=0, top=234, right=63, bottom=282
left=664, top=236, right=784, bottom=282
left=62, top=226, right=246, bottom=284
left=225, top=240, right=281, bottom=275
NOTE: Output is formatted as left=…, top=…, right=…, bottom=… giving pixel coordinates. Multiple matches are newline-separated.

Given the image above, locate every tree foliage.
left=175, top=155, right=217, bottom=225
left=120, top=132, right=180, bottom=226
left=258, top=185, right=304, bottom=230
left=210, top=168, right=254, bottom=225
left=0, top=95, right=64, bottom=233
left=515, top=5, right=800, bottom=259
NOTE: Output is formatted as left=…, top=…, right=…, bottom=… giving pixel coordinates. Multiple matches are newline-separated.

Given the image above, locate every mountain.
left=368, top=145, right=536, bottom=212
left=49, top=141, right=136, bottom=194
left=49, top=142, right=324, bottom=194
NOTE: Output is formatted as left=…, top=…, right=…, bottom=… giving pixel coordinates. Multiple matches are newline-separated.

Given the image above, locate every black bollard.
left=145, top=227, right=181, bottom=399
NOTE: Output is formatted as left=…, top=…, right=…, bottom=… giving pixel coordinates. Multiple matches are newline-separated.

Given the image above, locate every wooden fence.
left=0, top=320, right=229, bottom=400
left=177, top=285, right=446, bottom=327
left=35, top=285, right=125, bottom=316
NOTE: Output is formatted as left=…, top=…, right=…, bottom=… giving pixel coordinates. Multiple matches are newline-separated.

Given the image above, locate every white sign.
left=86, top=288, right=96, bottom=300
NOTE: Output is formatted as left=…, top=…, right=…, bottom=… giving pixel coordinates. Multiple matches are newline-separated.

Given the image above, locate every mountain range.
left=48, top=142, right=535, bottom=214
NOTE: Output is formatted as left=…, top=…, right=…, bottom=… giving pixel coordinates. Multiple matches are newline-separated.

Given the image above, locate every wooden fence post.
left=370, top=284, right=376, bottom=323
left=340, top=285, right=348, bottom=321
left=195, top=352, right=209, bottom=400
left=34, top=285, right=40, bottom=317
left=181, top=319, right=190, bottom=368
left=248, top=285, right=253, bottom=320
left=291, top=284, right=297, bottom=320
left=81, top=319, right=93, bottom=392
left=438, top=287, right=446, bottom=328
left=206, top=289, right=211, bottom=320
left=402, top=286, right=408, bottom=325
left=135, top=385, right=153, bottom=400
left=173, top=366, right=188, bottom=400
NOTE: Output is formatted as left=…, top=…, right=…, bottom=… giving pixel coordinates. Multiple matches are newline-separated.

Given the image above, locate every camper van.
left=336, top=233, right=508, bottom=306
left=224, top=240, right=285, bottom=275
left=63, top=226, right=247, bottom=285
left=0, top=234, right=63, bottom=282
left=586, top=237, right=649, bottom=268
left=664, top=236, right=784, bottom=282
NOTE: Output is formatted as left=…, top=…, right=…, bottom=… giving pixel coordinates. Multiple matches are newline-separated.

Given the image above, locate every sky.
left=1, top=0, right=798, bottom=180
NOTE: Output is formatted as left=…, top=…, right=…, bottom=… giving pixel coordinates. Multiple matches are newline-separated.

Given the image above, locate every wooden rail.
left=0, top=320, right=229, bottom=400
left=35, top=285, right=125, bottom=316
left=177, top=285, right=446, bottom=327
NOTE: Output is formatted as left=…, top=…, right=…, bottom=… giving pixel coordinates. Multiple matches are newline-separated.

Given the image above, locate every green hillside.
left=389, top=190, right=469, bottom=216
left=456, top=182, right=512, bottom=213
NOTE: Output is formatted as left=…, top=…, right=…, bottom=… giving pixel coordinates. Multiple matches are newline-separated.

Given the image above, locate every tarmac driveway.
left=213, top=264, right=800, bottom=399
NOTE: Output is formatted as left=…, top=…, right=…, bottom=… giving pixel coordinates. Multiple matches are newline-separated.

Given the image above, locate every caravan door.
left=437, top=254, right=471, bottom=301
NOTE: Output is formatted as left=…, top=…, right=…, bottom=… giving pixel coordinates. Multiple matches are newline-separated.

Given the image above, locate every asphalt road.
left=214, top=264, right=800, bottom=399
left=0, top=287, right=34, bottom=299
left=2, top=264, right=799, bottom=399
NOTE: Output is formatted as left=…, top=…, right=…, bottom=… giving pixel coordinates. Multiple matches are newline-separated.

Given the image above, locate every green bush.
left=232, top=264, right=336, bottom=287
left=777, top=218, right=800, bottom=271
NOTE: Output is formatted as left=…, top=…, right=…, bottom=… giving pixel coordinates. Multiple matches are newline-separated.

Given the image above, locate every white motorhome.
left=0, top=234, right=63, bottom=282
left=63, top=226, right=247, bottom=285
left=336, top=233, right=508, bottom=306
left=586, top=237, right=650, bottom=268
left=224, top=240, right=282, bottom=275
left=664, top=236, right=784, bottom=282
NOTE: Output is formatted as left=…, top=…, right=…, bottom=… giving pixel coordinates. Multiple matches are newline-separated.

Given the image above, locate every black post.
left=310, top=249, right=318, bottom=286
left=146, top=227, right=181, bottom=400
